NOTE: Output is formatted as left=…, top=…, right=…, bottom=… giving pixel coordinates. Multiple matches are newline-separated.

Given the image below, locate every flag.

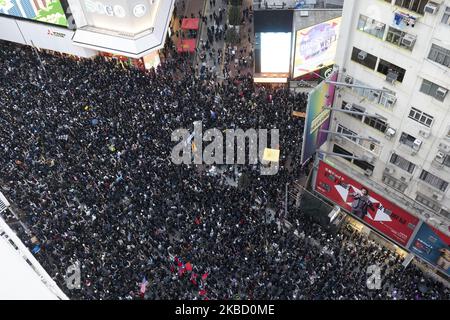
left=178, top=266, right=186, bottom=277
left=195, top=217, right=201, bottom=225
left=140, top=277, right=149, bottom=295
left=190, top=273, right=198, bottom=285
left=201, top=272, right=209, bottom=281
left=185, top=262, right=193, bottom=272
left=31, top=245, right=41, bottom=254
left=199, top=289, right=207, bottom=296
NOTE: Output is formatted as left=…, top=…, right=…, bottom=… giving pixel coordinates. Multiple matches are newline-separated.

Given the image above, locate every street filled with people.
left=0, top=39, right=448, bottom=300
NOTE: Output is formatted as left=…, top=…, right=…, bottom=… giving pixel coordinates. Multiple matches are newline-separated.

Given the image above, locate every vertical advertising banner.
left=409, top=223, right=450, bottom=276
left=0, top=0, right=68, bottom=27
left=300, top=70, right=338, bottom=165
left=315, top=161, right=419, bottom=247
left=293, top=17, right=341, bottom=78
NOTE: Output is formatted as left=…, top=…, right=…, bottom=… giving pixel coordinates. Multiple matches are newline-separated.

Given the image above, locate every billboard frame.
left=0, top=0, right=70, bottom=28
left=292, top=16, right=341, bottom=79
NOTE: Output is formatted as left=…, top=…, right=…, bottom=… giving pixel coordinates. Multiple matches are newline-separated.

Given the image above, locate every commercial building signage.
left=315, top=161, right=420, bottom=247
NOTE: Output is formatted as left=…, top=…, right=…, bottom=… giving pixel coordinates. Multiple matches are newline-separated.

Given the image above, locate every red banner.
left=315, top=161, right=419, bottom=246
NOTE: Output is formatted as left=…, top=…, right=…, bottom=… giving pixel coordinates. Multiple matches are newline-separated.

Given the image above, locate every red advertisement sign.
left=315, top=161, right=419, bottom=247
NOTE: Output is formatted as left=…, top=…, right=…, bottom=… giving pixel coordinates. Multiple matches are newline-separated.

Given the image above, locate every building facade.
left=0, top=0, right=174, bottom=59
left=317, top=0, right=450, bottom=272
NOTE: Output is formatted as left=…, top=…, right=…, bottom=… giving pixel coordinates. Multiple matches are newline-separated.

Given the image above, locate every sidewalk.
left=195, top=0, right=228, bottom=78
left=170, top=0, right=206, bottom=47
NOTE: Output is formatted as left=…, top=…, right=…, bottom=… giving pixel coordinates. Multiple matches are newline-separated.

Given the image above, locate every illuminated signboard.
left=80, top=0, right=159, bottom=36
left=293, top=17, right=341, bottom=78
left=0, top=0, right=68, bottom=27
left=300, top=70, right=338, bottom=165
left=260, top=32, right=291, bottom=73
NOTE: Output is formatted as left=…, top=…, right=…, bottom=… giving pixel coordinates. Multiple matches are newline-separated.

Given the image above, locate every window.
left=332, top=144, right=375, bottom=172
left=379, top=89, right=397, bottom=108
left=399, top=132, right=417, bottom=148
left=385, top=27, right=416, bottom=50
left=382, top=175, right=408, bottom=192
left=428, top=44, right=450, bottom=68
left=394, top=0, right=430, bottom=14
left=341, top=101, right=364, bottom=121
left=337, top=124, right=359, bottom=143
left=351, top=47, right=378, bottom=70
left=408, top=107, right=434, bottom=127
left=333, top=144, right=353, bottom=162
left=443, top=154, right=450, bottom=168
left=364, top=116, right=388, bottom=133
left=441, top=6, right=450, bottom=24
left=353, top=159, right=375, bottom=172
left=419, top=170, right=449, bottom=191
left=390, top=153, right=416, bottom=173
left=350, top=79, right=397, bottom=109
left=377, top=59, right=406, bottom=82
left=416, top=194, right=441, bottom=212
left=420, top=79, right=448, bottom=101
left=357, top=15, right=386, bottom=39
left=440, top=208, right=450, bottom=219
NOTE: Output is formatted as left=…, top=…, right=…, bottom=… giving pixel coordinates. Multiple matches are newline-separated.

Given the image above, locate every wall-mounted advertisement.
left=293, top=17, right=341, bottom=78
left=300, top=70, right=338, bottom=165
left=408, top=223, right=450, bottom=276
left=315, top=161, right=420, bottom=247
left=260, top=32, right=291, bottom=73
left=0, top=0, right=68, bottom=27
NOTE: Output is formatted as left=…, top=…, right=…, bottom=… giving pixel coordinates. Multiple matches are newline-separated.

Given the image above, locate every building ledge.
left=72, top=0, right=174, bottom=58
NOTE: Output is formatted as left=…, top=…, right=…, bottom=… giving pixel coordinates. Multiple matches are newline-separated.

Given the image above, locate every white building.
left=319, top=0, right=450, bottom=250
left=0, top=217, right=68, bottom=300
left=0, top=0, right=174, bottom=59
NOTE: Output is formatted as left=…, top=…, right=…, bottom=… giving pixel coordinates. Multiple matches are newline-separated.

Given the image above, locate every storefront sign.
left=315, top=161, right=419, bottom=247
left=408, top=223, right=450, bottom=276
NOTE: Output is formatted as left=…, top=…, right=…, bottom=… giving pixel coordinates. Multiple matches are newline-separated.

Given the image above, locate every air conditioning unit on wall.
left=436, top=87, right=448, bottom=100
left=385, top=127, right=397, bottom=139
left=344, top=75, right=354, bottom=84
left=435, top=151, right=446, bottom=164
left=413, top=138, right=423, bottom=151
left=401, top=34, right=416, bottom=48
left=424, top=2, right=439, bottom=14
left=358, top=51, right=367, bottom=60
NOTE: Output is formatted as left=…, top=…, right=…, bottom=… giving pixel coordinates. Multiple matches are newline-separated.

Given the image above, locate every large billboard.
left=300, top=70, right=338, bottom=165
left=293, top=17, right=341, bottom=78
left=408, top=223, right=450, bottom=276
left=260, top=32, right=291, bottom=73
left=315, top=161, right=420, bottom=247
left=0, top=0, right=68, bottom=27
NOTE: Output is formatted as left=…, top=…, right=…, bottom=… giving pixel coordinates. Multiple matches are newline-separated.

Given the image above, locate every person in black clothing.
left=350, top=188, right=374, bottom=220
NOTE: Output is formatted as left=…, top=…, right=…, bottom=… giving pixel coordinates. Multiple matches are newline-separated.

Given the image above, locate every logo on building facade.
left=133, top=4, right=147, bottom=18
left=84, top=0, right=126, bottom=18
left=48, top=29, right=66, bottom=38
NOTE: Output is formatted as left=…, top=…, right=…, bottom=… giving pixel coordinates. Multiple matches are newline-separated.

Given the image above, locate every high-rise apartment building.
left=319, top=0, right=450, bottom=240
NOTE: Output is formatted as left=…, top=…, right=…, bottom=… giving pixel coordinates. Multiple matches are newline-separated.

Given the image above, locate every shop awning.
left=177, top=39, right=197, bottom=53
left=181, top=18, right=200, bottom=30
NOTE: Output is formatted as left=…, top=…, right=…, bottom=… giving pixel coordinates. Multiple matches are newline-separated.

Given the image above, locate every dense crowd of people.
left=0, top=39, right=448, bottom=300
